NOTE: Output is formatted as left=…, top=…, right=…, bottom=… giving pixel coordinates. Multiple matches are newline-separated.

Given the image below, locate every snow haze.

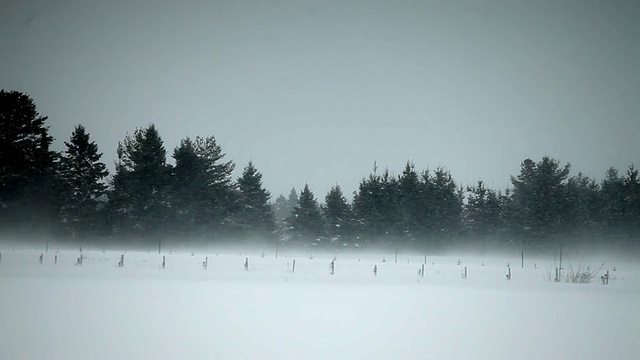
left=1, top=244, right=638, bottom=359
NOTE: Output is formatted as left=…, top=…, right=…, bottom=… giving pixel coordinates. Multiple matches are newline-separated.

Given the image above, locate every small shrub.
left=563, top=261, right=603, bottom=284
left=546, top=260, right=603, bottom=284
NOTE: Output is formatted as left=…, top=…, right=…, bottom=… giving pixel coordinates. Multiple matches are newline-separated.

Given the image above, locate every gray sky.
left=2, top=0, right=639, bottom=200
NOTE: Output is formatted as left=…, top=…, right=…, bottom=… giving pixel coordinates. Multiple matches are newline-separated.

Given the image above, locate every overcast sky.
left=2, top=0, right=639, bottom=199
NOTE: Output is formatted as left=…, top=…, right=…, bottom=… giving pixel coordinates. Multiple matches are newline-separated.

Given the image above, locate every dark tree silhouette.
left=322, top=185, right=354, bottom=244
left=58, top=125, right=109, bottom=238
left=236, top=162, right=275, bottom=237
left=109, top=124, right=170, bottom=238
left=0, top=90, right=58, bottom=235
left=288, top=184, right=325, bottom=244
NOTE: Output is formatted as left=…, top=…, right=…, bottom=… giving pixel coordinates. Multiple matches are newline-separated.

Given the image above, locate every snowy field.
left=1, top=244, right=639, bottom=359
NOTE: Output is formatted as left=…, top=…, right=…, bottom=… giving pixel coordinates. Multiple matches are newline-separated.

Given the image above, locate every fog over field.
left=2, top=0, right=640, bottom=358
left=1, top=240, right=638, bottom=360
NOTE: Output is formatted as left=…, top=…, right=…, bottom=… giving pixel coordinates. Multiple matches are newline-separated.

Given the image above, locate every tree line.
left=1, top=90, right=639, bottom=249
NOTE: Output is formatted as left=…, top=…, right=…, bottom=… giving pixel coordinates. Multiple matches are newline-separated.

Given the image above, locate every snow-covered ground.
left=1, top=244, right=638, bottom=359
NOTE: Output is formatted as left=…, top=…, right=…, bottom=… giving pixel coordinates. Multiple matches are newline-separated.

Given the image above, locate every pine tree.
left=622, top=165, right=640, bottom=238
left=322, top=185, right=353, bottom=244
left=563, top=172, right=600, bottom=236
left=109, top=124, right=170, bottom=238
left=169, top=135, right=237, bottom=238
left=236, top=162, right=275, bottom=237
left=353, top=167, right=402, bottom=243
left=0, top=90, right=58, bottom=235
left=272, top=194, right=288, bottom=221
left=600, top=167, right=624, bottom=231
left=429, top=166, right=463, bottom=240
left=58, top=125, right=109, bottom=238
left=399, top=161, right=424, bottom=242
left=464, top=181, right=502, bottom=239
left=510, top=157, right=570, bottom=241
left=288, top=184, right=325, bottom=244
left=171, top=137, right=209, bottom=236
left=287, top=188, right=299, bottom=212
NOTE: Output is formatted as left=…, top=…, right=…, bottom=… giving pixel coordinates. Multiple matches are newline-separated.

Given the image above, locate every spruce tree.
left=464, top=181, right=502, bottom=239
left=429, top=166, right=463, bottom=240
left=170, top=135, right=236, bottom=238
left=563, top=173, right=600, bottom=236
left=288, top=184, right=324, bottom=244
left=622, top=165, right=640, bottom=238
left=0, top=90, right=58, bottom=235
left=322, top=185, right=353, bottom=244
left=273, top=194, right=288, bottom=221
left=399, top=162, right=424, bottom=242
left=287, top=188, right=299, bottom=212
left=58, top=125, right=109, bottom=238
left=353, top=167, right=402, bottom=243
left=510, top=157, right=570, bottom=241
left=109, top=124, right=170, bottom=238
left=236, top=162, right=275, bottom=237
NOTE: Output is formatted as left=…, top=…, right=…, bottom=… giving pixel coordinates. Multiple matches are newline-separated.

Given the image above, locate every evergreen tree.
left=322, top=185, right=353, bottom=244
left=464, top=180, right=502, bottom=239
left=287, top=188, right=299, bottom=212
left=288, top=184, right=324, bottom=243
left=510, top=157, right=571, bottom=242
left=353, top=167, right=402, bottom=243
left=622, top=165, right=640, bottom=237
left=273, top=188, right=297, bottom=223
left=58, top=125, right=109, bottom=238
left=0, top=90, right=58, bottom=235
left=272, top=194, right=288, bottom=220
left=398, top=162, right=425, bottom=242
left=428, top=166, right=463, bottom=240
left=563, top=172, right=600, bottom=236
left=600, top=167, right=625, bottom=231
left=108, top=124, right=170, bottom=238
left=170, top=135, right=237, bottom=238
left=236, top=162, right=275, bottom=237
left=170, top=137, right=207, bottom=236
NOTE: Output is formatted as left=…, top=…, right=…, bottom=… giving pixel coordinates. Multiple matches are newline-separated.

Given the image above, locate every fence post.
left=559, top=244, right=563, bottom=280
left=292, top=259, right=296, bottom=273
